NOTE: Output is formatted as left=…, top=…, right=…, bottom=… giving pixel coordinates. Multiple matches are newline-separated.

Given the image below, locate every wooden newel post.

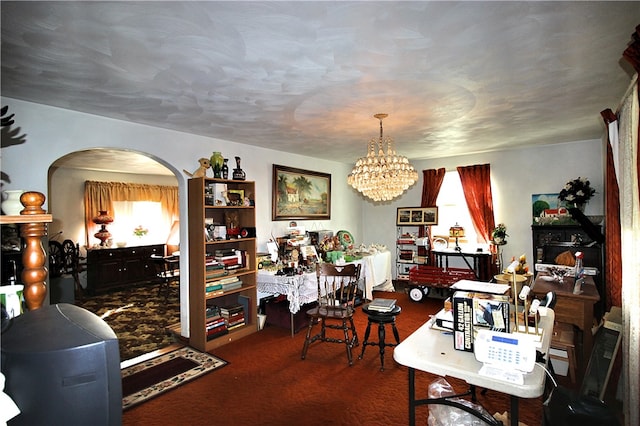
left=19, top=191, right=48, bottom=310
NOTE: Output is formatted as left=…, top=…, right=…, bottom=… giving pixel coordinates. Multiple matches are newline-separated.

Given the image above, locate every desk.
left=432, top=249, right=493, bottom=281
left=531, top=273, right=600, bottom=362
left=394, top=308, right=554, bottom=426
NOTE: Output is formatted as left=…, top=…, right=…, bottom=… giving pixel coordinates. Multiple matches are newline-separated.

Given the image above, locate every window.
left=110, top=201, right=168, bottom=246
left=431, top=171, right=487, bottom=250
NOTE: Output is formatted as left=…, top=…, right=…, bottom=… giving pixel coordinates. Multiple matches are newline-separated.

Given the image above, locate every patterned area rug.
left=122, top=346, right=227, bottom=410
left=76, top=283, right=180, bottom=361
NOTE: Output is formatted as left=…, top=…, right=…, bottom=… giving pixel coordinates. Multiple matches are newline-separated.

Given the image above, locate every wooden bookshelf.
left=188, top=177, right=257, bottom=351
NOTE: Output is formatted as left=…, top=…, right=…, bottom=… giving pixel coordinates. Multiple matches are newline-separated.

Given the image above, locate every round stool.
left=358, top=303, right=401, bottom=371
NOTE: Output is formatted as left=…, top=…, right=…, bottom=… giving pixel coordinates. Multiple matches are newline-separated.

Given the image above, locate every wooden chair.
left=301, top=262, right=362, bottom=365
left=151, top=254, right=180, bottom=302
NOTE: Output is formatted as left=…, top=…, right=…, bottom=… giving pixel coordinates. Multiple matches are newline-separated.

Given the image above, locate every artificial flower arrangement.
left=506, top=254, right=529, bottom=275
left=558, top=177, right=596, bottom=206
left=133, top=225, right=148, bottom=237
left=491, top=223, right=508, bottom=245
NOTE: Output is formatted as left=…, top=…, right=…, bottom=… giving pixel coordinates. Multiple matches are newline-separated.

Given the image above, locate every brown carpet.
left=123, top=290, right=548, bottom=426
left=76, top=283, right=180, bottom=361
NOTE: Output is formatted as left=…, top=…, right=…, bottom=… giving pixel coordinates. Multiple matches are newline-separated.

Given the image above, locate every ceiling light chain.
left=347, top=113, right=418, bottom=202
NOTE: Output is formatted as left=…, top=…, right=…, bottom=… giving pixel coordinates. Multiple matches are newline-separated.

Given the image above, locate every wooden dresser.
left=86, top=244, right=163, bottom=294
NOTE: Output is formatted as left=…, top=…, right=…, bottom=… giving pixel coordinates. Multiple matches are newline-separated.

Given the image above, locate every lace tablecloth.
left=257, top=271, right=317, bottom=314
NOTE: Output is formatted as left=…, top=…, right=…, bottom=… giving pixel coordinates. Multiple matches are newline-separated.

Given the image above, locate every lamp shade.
left=449, top=223, right=465, bottom=238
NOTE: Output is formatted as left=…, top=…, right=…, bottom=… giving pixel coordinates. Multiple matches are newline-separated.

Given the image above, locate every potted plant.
left=558, top=177, right=596, bottom=211
left=491, top=223, right=508, bottom=245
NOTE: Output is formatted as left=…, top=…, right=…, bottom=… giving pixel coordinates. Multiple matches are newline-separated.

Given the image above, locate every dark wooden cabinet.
left=532, top=224, right=605, bottom=313
left=86, top=244, right=163, bottom=294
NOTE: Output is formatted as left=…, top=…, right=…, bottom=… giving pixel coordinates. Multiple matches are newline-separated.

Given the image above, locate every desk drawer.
left=552, top=298, right=584, bottom=329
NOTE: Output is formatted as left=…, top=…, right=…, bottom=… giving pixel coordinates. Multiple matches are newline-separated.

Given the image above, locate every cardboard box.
left=453, top=291, right=510, bottom=352
left=550, top=348, right=569, bottom=376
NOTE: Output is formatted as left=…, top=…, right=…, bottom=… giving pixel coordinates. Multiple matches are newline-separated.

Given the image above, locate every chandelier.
left=347, top=113, right=418, bottom=202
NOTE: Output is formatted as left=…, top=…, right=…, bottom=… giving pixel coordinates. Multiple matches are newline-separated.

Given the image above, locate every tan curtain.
left=456, top=164, right=495, bottom=244
left=84, top=181, right=179, bottom=245
left=419, top=168, right=446, bottom=238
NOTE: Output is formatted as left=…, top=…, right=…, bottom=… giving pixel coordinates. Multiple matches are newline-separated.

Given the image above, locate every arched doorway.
left=47, top=148, right=183, bottom=362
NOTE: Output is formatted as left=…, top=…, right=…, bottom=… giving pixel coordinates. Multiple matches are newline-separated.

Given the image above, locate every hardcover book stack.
left=205, top=276, right=243, bottom=295
left=205, top=254, right=228, bottom=283
left=221, top=303, right=246, bottom=331
left=205, top=305, right=228, bottom=341
left=214, top=249, right=246, bottom=271
left=367, top=298, right=397, bottom=313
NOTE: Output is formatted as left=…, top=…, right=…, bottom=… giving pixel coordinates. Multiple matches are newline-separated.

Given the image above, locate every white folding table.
left=393, top=308, right=555, bottom=426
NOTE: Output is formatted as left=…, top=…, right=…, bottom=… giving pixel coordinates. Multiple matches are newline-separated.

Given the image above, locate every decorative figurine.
left=232, top=156, right=246, bottom=180
left=183, top=158, right=211, bottom=178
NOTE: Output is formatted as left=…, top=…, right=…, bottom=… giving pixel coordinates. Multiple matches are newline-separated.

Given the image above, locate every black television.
left=1, top=303, right=122, bottom=425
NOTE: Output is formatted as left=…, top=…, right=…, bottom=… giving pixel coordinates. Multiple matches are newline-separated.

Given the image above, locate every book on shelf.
left=214, top=248, right=237, bottom=257
left=206, top=270, right=229, bottom=280
left=227, top=322, right=245, bottom=331
left=207, top=276, right=242, bottom=286
left=237, top=294, right=251, bottom=324
left=221, top=282, right=243, bottom=292
left=206, top=305, right=221, bottom=318
left=206, top=317, right=226, bottom=329
left=367, top=298, right=397, bottom=312
left=206, top=327, right=229, bottom=340
left=206, top=283, right=223, bottom=292
left=220, top=303, right=244, bottom=314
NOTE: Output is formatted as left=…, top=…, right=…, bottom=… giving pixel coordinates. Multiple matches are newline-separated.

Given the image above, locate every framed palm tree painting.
left=272, top=165, right=331, bottom=220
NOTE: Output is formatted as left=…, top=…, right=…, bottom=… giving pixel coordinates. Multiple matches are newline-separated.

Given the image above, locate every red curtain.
left=419, top=168, right=446, bottom=238
left=601, top=109, right=622, bottom=309
left=457, top=164, right=495, bottom=244
left=420, top=168, right=446, bottom=207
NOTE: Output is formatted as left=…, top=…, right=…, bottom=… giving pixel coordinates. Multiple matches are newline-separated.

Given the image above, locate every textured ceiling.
left=2, top=1, right=638, bottom=171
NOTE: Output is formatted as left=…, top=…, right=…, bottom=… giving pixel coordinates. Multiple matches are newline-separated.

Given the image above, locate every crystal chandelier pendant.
left=347, top=113, right=418, bottom=202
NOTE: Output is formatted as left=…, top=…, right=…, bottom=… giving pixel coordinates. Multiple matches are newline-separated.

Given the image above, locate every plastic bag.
left=427, top=377, right=494, bottom=426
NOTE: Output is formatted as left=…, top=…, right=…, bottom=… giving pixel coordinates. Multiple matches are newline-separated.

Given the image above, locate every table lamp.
left=449, top=223, right=465, bottom=251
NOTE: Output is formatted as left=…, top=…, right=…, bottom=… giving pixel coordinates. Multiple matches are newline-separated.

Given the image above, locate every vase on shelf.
left=2, top=190, right=25, bottom=215
left=92, top=210, right=114, bottom=247
left=232, top=156, right=246, bottom=180
left=210, top=151, right=224, bottom=178
left=222, top=158, right=229, bottom=179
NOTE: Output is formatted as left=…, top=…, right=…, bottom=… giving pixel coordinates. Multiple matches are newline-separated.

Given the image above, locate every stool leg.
left=391, top=320, right=400, bottom=345
left=359, top=319, right=373, bottom=360
left=378, top=323, right=386, bottom=371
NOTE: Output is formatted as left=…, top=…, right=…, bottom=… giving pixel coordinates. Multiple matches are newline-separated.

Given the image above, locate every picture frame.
left=272, top=164, right=331, bottom=221
left=396, top=207, right=438, bottom=225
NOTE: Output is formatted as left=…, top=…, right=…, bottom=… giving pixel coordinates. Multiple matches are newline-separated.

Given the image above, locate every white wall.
left=362, top=141, right=605, bottom=275
left=1, top=98, right=364, bottom=337
left=2, top=97, right=605, bottom=335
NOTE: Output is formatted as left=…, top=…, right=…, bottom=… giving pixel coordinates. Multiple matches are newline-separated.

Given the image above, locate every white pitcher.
left=0, top=285, right=24, bottom=318
left=1, top=190, right=25, bottom=215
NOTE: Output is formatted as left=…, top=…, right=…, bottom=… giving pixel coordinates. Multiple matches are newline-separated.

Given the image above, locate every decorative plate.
left=337, top=230, right=355, bottom=247
left=432, top=237, right=448, bottom=250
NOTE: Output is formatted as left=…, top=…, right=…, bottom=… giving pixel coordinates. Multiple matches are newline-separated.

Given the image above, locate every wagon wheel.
left=48, top=240, right=64, bottom=277
left=61, top=239, right=77, bottom=273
